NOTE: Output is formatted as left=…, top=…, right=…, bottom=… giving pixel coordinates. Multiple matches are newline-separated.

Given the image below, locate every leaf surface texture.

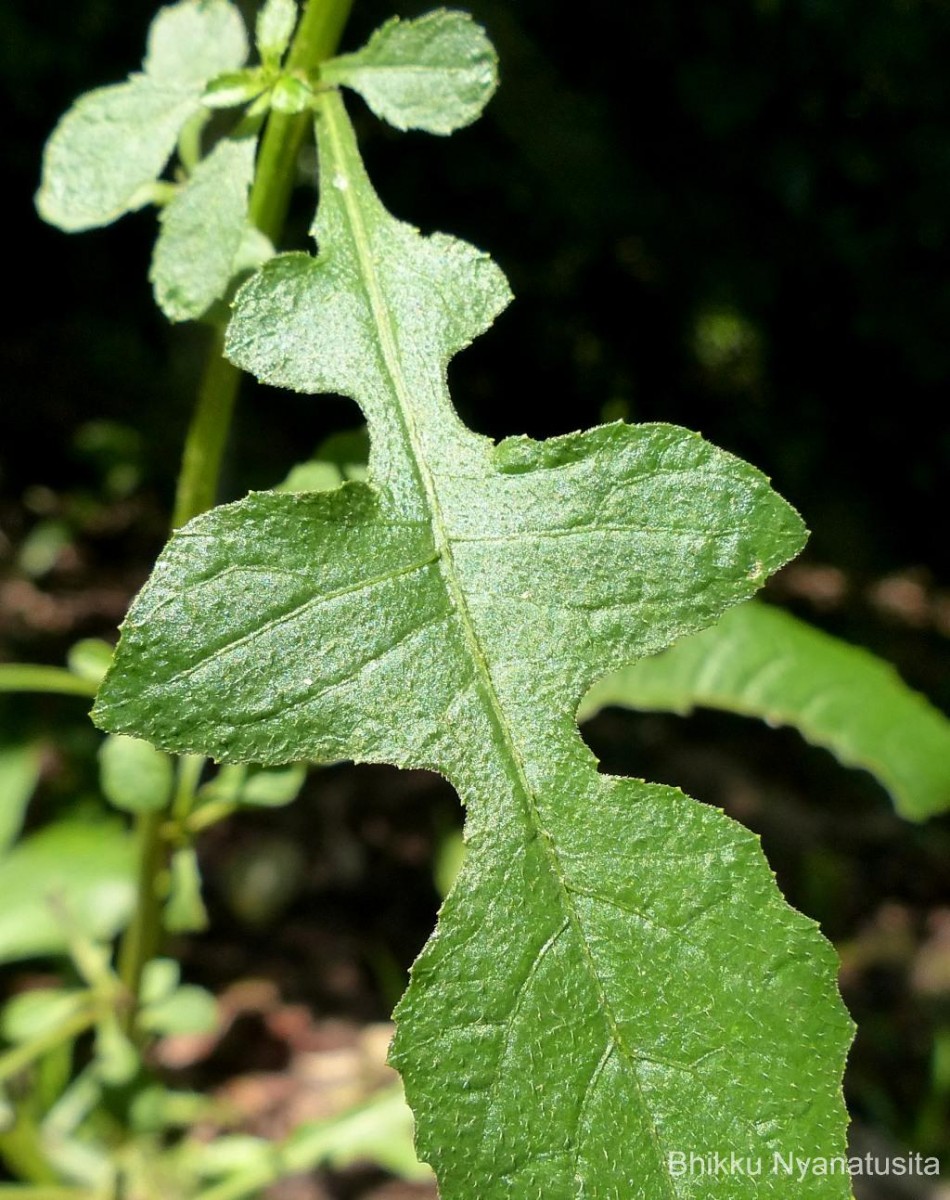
left=95, top=91, right=853, bottom=1198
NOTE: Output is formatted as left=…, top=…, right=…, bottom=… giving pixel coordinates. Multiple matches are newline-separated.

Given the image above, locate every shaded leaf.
left=95, top=94, right=851, bottom=1198
left=581, top=599, right=950, bottom=821
left=0, top=820, right=135, bottom=964
left=322, top=9, right=498, bottom=134
left=151, top=135, right=259, bottom=321
left=239, top=764, right=307, bottom=806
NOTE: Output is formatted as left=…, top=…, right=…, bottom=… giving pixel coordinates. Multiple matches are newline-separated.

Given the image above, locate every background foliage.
left=2, top=0, right=950, bottom=1193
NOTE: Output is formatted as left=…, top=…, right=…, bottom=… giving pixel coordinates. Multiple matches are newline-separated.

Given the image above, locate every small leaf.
left=93, top=1016, right=139, bottom=1084
left=144, top=0, right=248, bottom=87
left=321, top=9, right=498, bottom=135
left=270, top=74, right=316, bottom=114
left=581, top=599, right=950, bottom=821
left=164, top=846, right=209, bottom=933
left=66, top=638, right=113, bottom=686
left=256, top=0, right=298, bottom=65
left=37, top=0, right=247, bottom=233
left=239, top=764, right=307, bottom=807
left=140, top=957, right=181, bottom=1006
left=151, top=135, right=259, bottom=322
left=0, top=819, right=135, bottom=964
left=202, top=68, right=270, bottom=109
left=1, top=989, right=87, bottom=1044
left=36, top=78, right=203, bottom=232
left=140, top=984, right=217, bottom=1035
left=0, top=743, right=42, bottom=854
left=99, top=734, right=175, bottom=813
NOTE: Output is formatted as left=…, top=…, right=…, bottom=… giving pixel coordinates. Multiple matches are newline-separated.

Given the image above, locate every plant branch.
left=119, top=0, right=357, bottom=1040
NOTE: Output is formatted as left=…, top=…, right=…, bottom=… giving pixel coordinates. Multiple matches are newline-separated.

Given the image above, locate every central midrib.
left=319, top=90, right=678, bottom=1197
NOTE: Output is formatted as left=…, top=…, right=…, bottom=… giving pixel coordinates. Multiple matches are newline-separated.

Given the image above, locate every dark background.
left=1, top=0, right=949, bottom=1190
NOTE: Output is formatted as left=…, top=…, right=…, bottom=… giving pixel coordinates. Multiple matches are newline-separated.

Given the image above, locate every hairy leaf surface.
left=95, top=91, right=852, bottom=1198
left=151, top=135, right=259, bottom=321
left=37, top=0, right=247, bottom=232
left=321, top=10, right=498, bottom=134
left=581, top=600, right=950, bottom=821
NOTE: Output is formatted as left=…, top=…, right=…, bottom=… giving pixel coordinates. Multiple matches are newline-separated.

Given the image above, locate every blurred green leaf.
left=0, top=820, right=135, bottom=964
left=140, top=985, right=217, bottom=1036
left=0, top=743, right=42, bottom=854
left=0, top=989, right=88, bottom=1045
left=144, top=0, right=248, bottom=86
left=66, top=640, right=114, bottom=687
left=140, top=957, right=181, bottom=1007
left=99, top=735, right=175, bottom=814
left=238, top=764, right=306, bottom=807
left=164, top=846, right=209, bottom=934
left=580, top=600, right=950, bottom=821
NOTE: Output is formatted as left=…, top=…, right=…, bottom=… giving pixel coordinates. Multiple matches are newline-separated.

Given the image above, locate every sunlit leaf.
left=94, top=89, right=851, bottom=1198
left=37, top=0, right=247, bottom=232
left=322, top=10, right=498, bottom=134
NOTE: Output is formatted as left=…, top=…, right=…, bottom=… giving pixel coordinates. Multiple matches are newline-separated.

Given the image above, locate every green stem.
left=116, top=810, right=165, bottom=1037
left=0, top=666, right=97, bottom=698
left=248, top=0, right=357, bottom=243
left=171, top=327, right=242, bottom=531
left=118, top=0, right=356, bottom=1041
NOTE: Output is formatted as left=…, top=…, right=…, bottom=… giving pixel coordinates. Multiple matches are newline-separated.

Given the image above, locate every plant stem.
left=118, top=0, right=356, bottom=1038
left=0, top=666, right=97, bottom=698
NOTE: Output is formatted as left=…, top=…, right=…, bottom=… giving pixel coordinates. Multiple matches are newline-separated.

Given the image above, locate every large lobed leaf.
left=94, top=88, right=852, bottom=1198
left=581, top=600, right=950, bottom=822
left=36, top=0, right=247, bottom=232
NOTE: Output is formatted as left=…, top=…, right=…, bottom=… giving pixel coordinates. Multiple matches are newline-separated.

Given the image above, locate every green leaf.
left=99, top=734, right=175, bottom=813
left=144, top=0, right=248, bottom=87
left=202, top=68, right=270, bottom=109
left=140, top=957, right=181, bottom=1006
left=164, top=846, right=210, bottom=934
left=321, top=10, right=498, bottom=134
left=256, top=0, right=298, bottom=65
left=0, top=743, right=42, bottom=853
left=140, top=984, right=217, bottom=1035
left=270, top=74, right=317, bottom=114
left=0, top=820, right=135, bottom=964
left=94, top=94, right=851, bottom=1198
left=1, top=989, right=88, bottom=1044
left=276, top=426, right=369, bottom=492
left=36, top=0, right=247, bottom=232
left=66, top=638, right=114, bottom=687
left=581, top=599, right=950, bottom=822
left=239, top=764, right=307, bottom=807
left=151, top=135, right=259, bottom=322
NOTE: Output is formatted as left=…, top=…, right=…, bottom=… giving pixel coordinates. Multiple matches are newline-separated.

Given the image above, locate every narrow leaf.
left=151, top=135, right=259, bottom=322
left=37, top=0, right=247, bottom=233
left=95, top=92, right=852, bottom=1197
left=582, top=599, right=950, bottom=821
left=256, top=0, right=298, bottom=65
left=322, top=10, right=498, bottom=134
left=0, top=743, right=42, bottom=853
